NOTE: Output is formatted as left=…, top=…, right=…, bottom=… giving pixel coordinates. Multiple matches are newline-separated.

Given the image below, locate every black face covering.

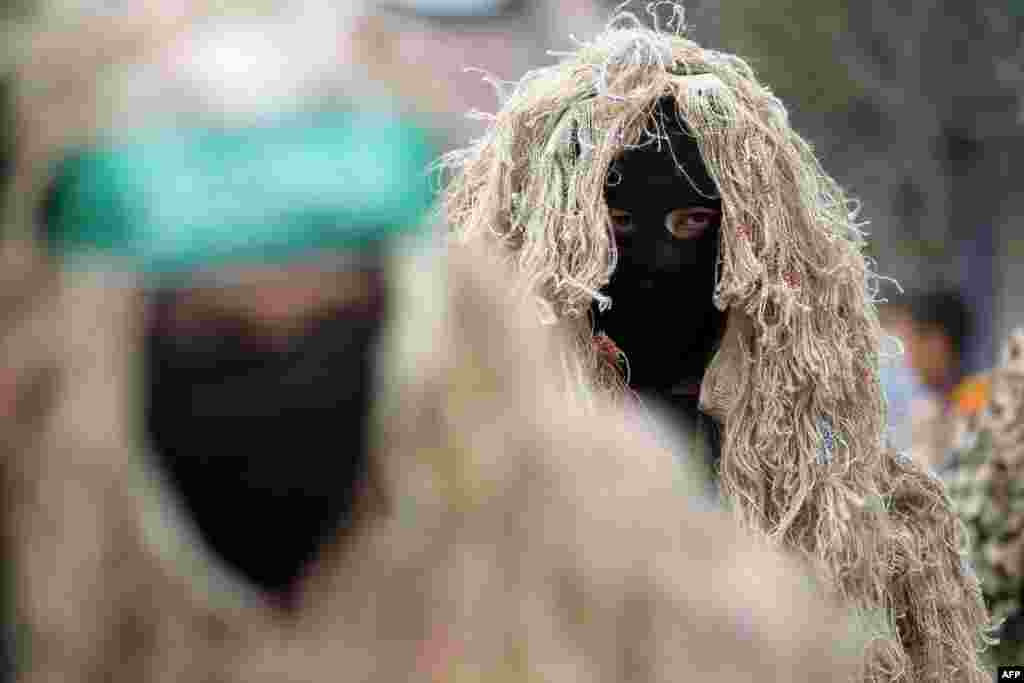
left=142, top=278, right=385, bottom=599
left=596, top=98, right=725, bottom=394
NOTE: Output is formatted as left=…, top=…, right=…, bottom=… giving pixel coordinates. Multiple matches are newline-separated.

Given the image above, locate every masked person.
left=879, top=290, right=973, bottom=470
left=441, top=5, right=994, bottom=681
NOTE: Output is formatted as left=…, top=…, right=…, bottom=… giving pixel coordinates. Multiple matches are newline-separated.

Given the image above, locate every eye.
left=665, top=207, right=720, bottom=240
left=608, top=208, right=635, bottom=237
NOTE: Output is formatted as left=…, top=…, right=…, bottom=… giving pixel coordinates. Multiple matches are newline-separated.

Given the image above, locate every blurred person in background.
left=876, top=299, right=931, bottom=456
left=882, top=289, right=972, bottom=401
left=878, top=288, right=976, bottom=469
left=442, top=3, right=994, bottom=680
left=0, top=2, right=862, bottom=682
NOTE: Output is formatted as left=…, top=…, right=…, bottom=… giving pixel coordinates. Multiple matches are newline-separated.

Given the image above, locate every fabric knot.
left=737, top=224, right=753, bottom=240
left=894, top=451, right=913, bottom=467
left=816, top=415, right=836, bottom=465
left=960, top=556, right=981, bottom=586
left=783, top=270, right=801, bottom=289
left=510, top=192, right=522, bottom=220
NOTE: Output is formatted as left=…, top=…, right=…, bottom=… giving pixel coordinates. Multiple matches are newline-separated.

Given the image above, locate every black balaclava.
left=142, top=270, right=386, bottom=601
left=595, top=97, right=726, bottom=467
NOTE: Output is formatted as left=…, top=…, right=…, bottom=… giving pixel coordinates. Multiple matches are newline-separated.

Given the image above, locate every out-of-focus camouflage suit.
left=0, top=240, right=862, bottom=682
left=947, top=328, right=1024, bottom=668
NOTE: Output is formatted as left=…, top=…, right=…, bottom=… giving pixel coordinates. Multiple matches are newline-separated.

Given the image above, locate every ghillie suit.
left=0, top=15, right=856, bottom=672
left=0, top=236, right=860, bottom=681
left=948, top=329, right=1024, bottom=669
left=440, top=5, right=994, bottom=681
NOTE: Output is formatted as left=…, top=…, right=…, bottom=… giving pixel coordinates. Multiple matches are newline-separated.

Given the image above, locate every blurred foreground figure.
left=0, top=5, right=861, bottom=682
left=6, top=152, right=863, bottom=683
left=441, top=4, right=993, bottom=680
left=948, top=329, right=1024, bottom=669
left=2, top=233, right=863, bottom=682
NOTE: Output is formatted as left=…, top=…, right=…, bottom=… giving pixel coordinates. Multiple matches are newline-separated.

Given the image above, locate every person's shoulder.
left=950, top=373, right=993, bottom=418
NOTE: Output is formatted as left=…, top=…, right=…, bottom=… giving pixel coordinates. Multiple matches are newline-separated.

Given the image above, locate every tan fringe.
left=439, top=4, right=994, bottom=680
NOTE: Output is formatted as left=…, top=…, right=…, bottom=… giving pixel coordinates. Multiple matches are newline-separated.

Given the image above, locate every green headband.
left=42, top=109, right=437, bottom=275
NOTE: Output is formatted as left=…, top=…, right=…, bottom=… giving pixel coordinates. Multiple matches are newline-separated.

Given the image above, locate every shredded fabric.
left=439, top=3, right=994, bottom=680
